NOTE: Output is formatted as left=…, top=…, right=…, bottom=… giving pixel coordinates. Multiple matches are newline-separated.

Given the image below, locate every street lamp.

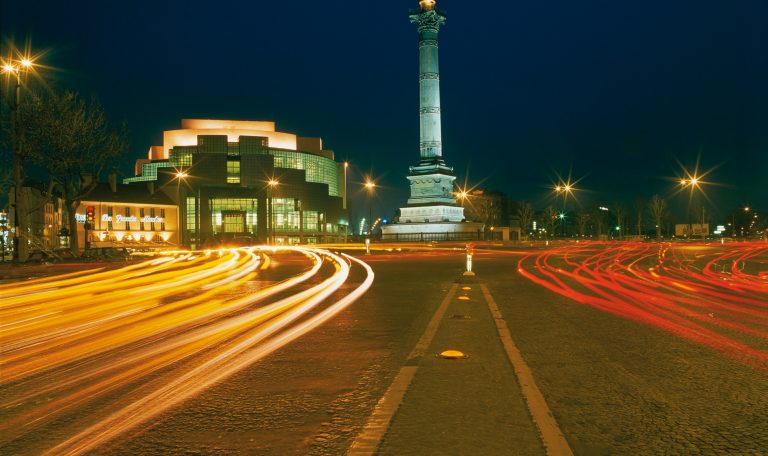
left=553, top=181, right=575, bottom=238
left=267, top=179, right=279, bottom=245
left=679, top=172, right=707, bottom=238
left=455, top=188, right=469, bottom=208
left=343, top=162, right=349, bottom=210
left=364, top=179, right=376, bottom=237
left=2, top=51, right=37, bottom=261
left=174, top=171, right=189, bottom=247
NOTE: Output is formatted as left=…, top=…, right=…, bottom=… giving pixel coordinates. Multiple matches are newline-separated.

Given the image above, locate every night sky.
left=3, top=0, right=767, bottom=223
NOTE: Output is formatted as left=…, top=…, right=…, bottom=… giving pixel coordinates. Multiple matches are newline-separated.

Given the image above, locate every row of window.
left=184, top=197, right=342, bottom=234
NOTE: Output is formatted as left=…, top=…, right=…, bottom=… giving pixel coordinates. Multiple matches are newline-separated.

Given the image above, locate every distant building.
left=126, top=119, right=348, bottom=246
left=9, top=179, right=180, bottom=253
left=75, top=181, right=179, bottom=249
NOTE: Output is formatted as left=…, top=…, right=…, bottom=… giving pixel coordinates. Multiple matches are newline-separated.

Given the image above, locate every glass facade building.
left=125, top=120, right=348, bottom=247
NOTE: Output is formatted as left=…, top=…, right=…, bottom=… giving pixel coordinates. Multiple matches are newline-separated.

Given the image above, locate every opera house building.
left=125, top=119, right=348, bottom=247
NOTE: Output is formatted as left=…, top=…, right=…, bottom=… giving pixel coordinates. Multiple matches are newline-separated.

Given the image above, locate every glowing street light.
left=175, top=171, right=189, bottom=179
left=364, top=179, right=376, bottom=237
left=553, top=180, right=576, bottom=237
left=2, top=49, right=40, bottom=261
left=455, top=187, right=469, bottom=208
left=267, top=178, right=280, bottom=245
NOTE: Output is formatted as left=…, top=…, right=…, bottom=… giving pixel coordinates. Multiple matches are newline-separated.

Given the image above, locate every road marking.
left=480, top=284, right=573, bottom=456
left=347, top=284, right=458, bottom=455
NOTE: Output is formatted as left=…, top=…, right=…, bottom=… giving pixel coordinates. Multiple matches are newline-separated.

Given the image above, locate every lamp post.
left=2, top=55, right=36, bottom=262
left=680, top=175, right=706, bottom=239
left=344, top=162, right=349, bottom=244
left=554, top=182, right=574, bottom=238
left=267, top=179, right=279, bottom=245
left=364, top=179, right=376, bottom=241
left=175, top=171, right=189, bottom=247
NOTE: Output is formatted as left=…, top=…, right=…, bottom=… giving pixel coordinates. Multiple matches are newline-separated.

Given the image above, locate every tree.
left=592, top=206, right=607, bottom=238
left=576, top=210, right=590, bottom=237
left=541, top=206, right=557, bottom=239
left=517, top=201, right=533, bottom=240
left=613, top=202, right=626, bottom=239
left=634, top=197, right=645, bottom=236
left=465, top=190, right=503, bottom=227
left=24, top=91, right=127, bottom=255
left=649, top=194, right=667, bottom=240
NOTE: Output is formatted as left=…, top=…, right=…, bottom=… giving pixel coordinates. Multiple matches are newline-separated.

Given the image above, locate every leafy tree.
left=24, top=91, right=127, bottom=255
left=649, top=194, right=667, bottom=240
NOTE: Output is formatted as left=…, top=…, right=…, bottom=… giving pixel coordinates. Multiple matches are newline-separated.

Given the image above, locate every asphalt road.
left=1, top=242, right=766, bottom=455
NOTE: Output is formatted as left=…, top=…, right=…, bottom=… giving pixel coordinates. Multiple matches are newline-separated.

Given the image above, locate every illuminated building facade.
left=75, top=182, right=179, bottom=248
left=127, top=119, right=348, bottom=246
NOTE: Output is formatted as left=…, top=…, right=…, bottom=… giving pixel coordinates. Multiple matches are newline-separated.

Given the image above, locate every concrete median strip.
left=347, top=284, right=458, bottom=456
left=481, top=284, right=573, bottom=456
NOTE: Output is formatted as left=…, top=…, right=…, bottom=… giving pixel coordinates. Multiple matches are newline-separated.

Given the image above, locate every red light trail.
left=518, top=242, right=768, bottom=371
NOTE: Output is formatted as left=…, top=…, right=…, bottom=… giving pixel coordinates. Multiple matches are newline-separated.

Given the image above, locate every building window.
left=272, top=198, right=300, bottom=232
left=303, top=211, right=319, bottom=232
left=209, top=198, right=258, bottom=235
left=150, top=208, right=155, bottom=231
left=186, top=197, right=197, bottom=235
left=107, top=206, right=113, bottom=231
left=125, top=207, right=131, bottom=230
left=222, top=212, right=245, bottom=233
left=160, top=208, right=166, bottom=231
left=139, top=208, right=145, bottom=231
left=227, top=158, right=240, bottom=184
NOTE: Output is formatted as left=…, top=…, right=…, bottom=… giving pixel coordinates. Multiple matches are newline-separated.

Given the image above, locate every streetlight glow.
left=268, top=179, right=279, bottom=187
left=175, top=171, right=188, bottom=179
left=2, top=63, right=16, bottom=74
left=20, top=58, right=33, bottom=68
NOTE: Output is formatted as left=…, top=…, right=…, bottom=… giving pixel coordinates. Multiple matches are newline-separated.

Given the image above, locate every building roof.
left=81, top=183, right=175, bottom=206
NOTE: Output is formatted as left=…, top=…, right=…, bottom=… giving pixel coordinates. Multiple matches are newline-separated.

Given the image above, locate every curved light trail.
left=0, top=246, right=373, bottom=455
left=518, top=242, right=768, bottom=371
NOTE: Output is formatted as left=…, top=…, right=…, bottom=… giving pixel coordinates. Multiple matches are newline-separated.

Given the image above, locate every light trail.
left=0, top=246, right=373, bottom=455
left=518, top=242, right=768, bottom=371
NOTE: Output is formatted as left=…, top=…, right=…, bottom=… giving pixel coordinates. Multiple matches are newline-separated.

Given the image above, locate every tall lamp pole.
left=344, top=162, right=349, bottom=243
left=267, top=179, right=279, bottom=245
left=175, top=171, right=189, bottom=247
left=2, top=56, right=35, bottom=262
left=364, top=180, right=376, bottom=239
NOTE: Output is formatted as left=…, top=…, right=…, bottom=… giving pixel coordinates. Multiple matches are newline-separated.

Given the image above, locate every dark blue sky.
left=3, top=0, right=767, bottom=222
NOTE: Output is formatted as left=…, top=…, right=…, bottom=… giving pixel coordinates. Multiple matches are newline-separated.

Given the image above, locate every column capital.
left=409, top=9, right=446, bottom=33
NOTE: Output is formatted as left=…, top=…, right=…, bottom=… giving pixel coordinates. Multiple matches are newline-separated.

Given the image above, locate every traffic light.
left=86, top=206, right=95, bottom=224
